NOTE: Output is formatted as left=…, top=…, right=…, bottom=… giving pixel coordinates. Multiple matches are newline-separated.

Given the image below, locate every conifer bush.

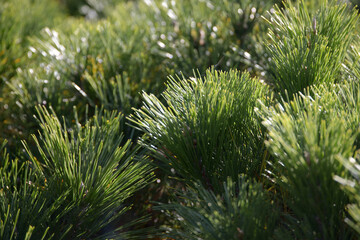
left=17, top=19, right=169, bottom=113
left=160, top=177, right=278, bottom=240
left=265, top=0, right=359, bottom=97
left=138, top=0, right=274, bottom=76
left=0, top=107, right=153, bottom=239
left=2, top=0, right=275, bottom=148
left=130, top=69, right=270, bottom=193
left=3, top=19, right=167, bottom=146
left=0, top=140, right=53, bottom=240
left=20, top=107, right=154, bottom=239
left=257, top=84, right=359, bottom=239
left=336, top=154, right=360, bottom=235
left=310, top=81, right=360, bottom=148
left=0, top=0, right=62, bottom=82
left=2, top=0, right=360, bottom=239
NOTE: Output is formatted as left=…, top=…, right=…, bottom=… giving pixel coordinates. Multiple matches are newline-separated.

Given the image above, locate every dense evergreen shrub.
left=0, top=0, right=62, bottom=82
left=257, top=83, right=359, bottom=239
left=22, top=107, right=153, bottom=239
left=265, top=0, right=359, bottom=97
left=160, top=177, right=278, bottom=240
left=137, top=0, right=273, bottom=76
left=0, top=140, right=55, bottom=240
left=131, top=69, right=270, bottom=193
left=336, top=154, right=360, bottom=236
left=2, top=0, right=360, bottom=239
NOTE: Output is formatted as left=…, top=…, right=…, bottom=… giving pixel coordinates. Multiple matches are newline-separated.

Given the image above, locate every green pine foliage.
left=257, top=83, right=359, bottom=239
left=136, top=0, right=273, bottom=76
left=1, top=0, right=276, bottom=150
left=130, top=69, right=270, bottom=193
left=264, top=0, right=359, bottom=97
left=0, top=140, right=52, bottom=240
left=22, top=107, right=154, bottom=239
left=336, top=154, right=360, bottom=235
left=2, top=0, right=360, bottom=239
left=160, top=177, right=278, bottom=240
left=0, top=0, right=62, bottom=82
left=1, top=106, right=154, bottom=239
